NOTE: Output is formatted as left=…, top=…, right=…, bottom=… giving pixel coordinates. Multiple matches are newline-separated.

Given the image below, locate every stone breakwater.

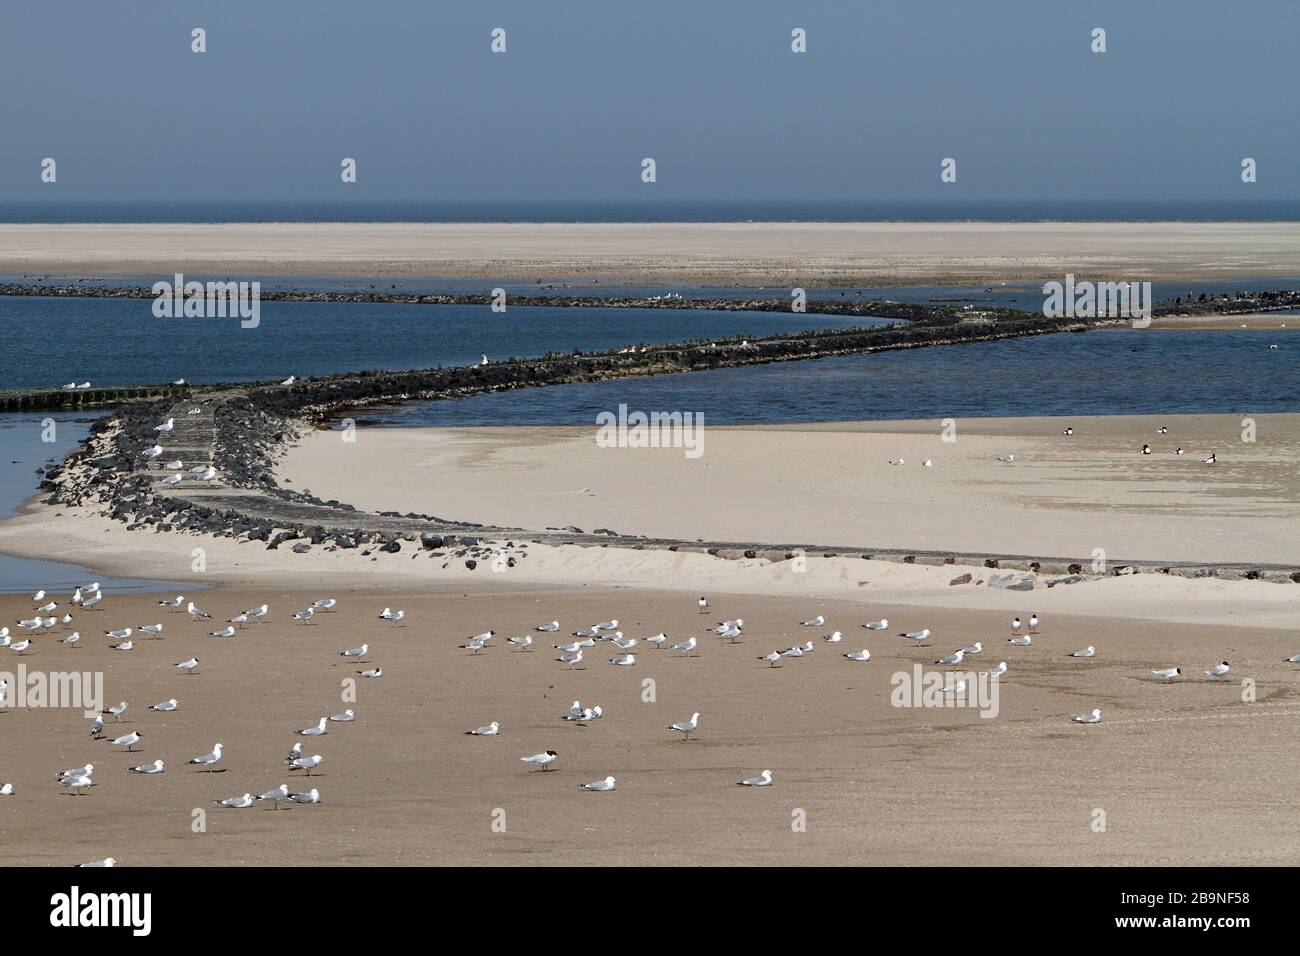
left=31, top=316, right=1300, bottom=583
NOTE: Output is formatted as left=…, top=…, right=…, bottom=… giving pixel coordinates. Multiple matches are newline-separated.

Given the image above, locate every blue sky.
left=1, top=0, right=1296, bottom=201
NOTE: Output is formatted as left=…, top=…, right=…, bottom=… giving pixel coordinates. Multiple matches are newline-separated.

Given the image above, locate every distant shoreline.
left=3, top=221, right=1300, bottom=286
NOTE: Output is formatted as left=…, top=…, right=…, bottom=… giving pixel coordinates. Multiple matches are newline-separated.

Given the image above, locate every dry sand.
left=1, top=587, right=1296, bottom=866
left=276, top=414, right=1300, bottom=567
left=4, top=221, right=1300, bottom=285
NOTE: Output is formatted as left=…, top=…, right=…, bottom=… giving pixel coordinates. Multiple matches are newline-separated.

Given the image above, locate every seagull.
left=1027, top=614, right=1040, bottom=633
left=129, top=760, right=165, bottom=774
left=0, top=783, right=11, bottom=796
left=258, top=785, right=291, bottom=809
left=645, top=633, right=667, bottom=648
left=164, top=460, right=184, bottom=470
left=1142, top=444, right=1151, bottom=455
left=608, top=635, right=637, bottom=650
left=197, top=466, right=218, bottom=482
left=1157, top=425, right=1168, bottom=434
left=81, top=592, right=102, bottom=610
left=149, top=699, right=178, bottom=712
left=1070, top=646, right=1096, bottom=658
left=1152, top=667, right=1181, bottom=683
left=1204, top=661, right=1230, bottom=679
left=112, top=731, right=142, bottom=752
left=209, top=625, right=236, bottom=638
left=922, top=458, right=933, bottom=468
left=298, top=718, right=328, bottom=737
left=842, top=649, right=871, bottom=661
left=55, top=764, right=94, bottom=783
left=227, top=613, right=249, bottom=628
left=572, top=627, right=599, bottom=638
left=671, top=636, right=698, bottom=656
left=246, top=604, right=269, bottom=622
left=997, top=454, right=1015, bottom=463
left=462, top=637, right=489, bottom=654
left=566, top=701, right=584, bottom=719
left=864, top=619, right=888, bottom=630
left=738, top=770, right=773, bottom=787
left=508, top=635, right=533, bottom=651
left=377, top=607, right=398, bottom=621
left=934, top=649, right=966, bottom=666
left=801, top=616, right=825, bottom=627
left=668, top=713, right=700, bottom=740
left=312, top=598, right=337, bottom=611
left=535, top=621, right=560, bottom=632
left=61, top=773, right=95, bottom=795
left=329, top=709, right=355, bottom=722
left=580, top=776, right=616, bottom=791
left=1008, top=635, right=1032, bottom=646
left=58, top=631, right=81, bottom=646
left=216, top=793, right=254, bottom=809
left=155, top=418, right=174, bottom=433
left=1073, top=709, right=1102, bottom=724
left=594, top=619, right=619, bottom=631
left=609, top=653, right=636, bottom=666
left=285, top=743, right=302, bottom=763
left=467, top=721, right=500, bottom=736
left=981, top=661, right=1008, bottom=678
left=359, top=667, right=383, bottom=678
left=942, top=679, right=967, bottom=697
left=520, top=751, right=558, bottom=772
left=1010, top=616, right=1022, bottom=634
left=557, top=649, right=584, bottom=669
left=104, top=701, right=129, bottom=721
left=186, top=601, right=210, bottom=620
left=900, top=629, right=931, bottom=643
left=338, top=643, right=369, bottom=661
left=176, top=657, right=200, bottom=674
left=553, top=640, right=584, bottom=654
left=142, top=445, right=163, bottom=459
left=139, top=623, right=163, bottom=636
left=780, top=645, right=804, bottom=660
left=888, top=458, right=904, bottom=465
left=1202, top=453, right=1216, bottom=465
left=760, top=650, right=782, bottom=667
left=289, top=755, right=323, bottom=775
left=698, top=596, right=709, bottom=614
left=10, top=640, right=31, bottom=654
left=37, top=601, right=58, bottom=613
left=1285, top=653, right=1300, bottom=664
left=158, top=595, right=184, bottom=611
left=289, top=789, right=321, bottom=805
left=88, top=717, right=104, bottom=738
left=187, top=743, right=223, bottom=771
left=281, top=375, right=296, bottom=386
left=822, top=630, right=843, bottom=644
left=960, top=641, right=983, bottom=656
left=1063, top=427, right=1073, bottom=436
left=291, top=608, right=315, bottom=625
left=76, top=857, right=116, bottom=867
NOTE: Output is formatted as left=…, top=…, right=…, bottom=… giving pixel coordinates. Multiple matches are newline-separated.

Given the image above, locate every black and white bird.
left=520, top=751, right=558, bottom=772
left=1204, top=661, right=1230, bottom=679
left=1202, top=453, right=1216, bottom=464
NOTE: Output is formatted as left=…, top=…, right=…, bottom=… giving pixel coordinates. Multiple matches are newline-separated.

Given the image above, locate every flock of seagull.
left=1, top=587, right=395, bottom=867
left=6, top=575, right=1297, bottom=864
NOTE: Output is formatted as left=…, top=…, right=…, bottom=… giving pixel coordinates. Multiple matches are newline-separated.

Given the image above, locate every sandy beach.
left=1, top=586, right=1296, bottom=867
left=275, top=414, right=1300, bottom=567
left=4, top=221, right=1300, bottom=286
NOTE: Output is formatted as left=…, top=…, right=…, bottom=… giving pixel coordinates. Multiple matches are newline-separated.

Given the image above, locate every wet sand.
left=1, top=588, right=1296, bottom=866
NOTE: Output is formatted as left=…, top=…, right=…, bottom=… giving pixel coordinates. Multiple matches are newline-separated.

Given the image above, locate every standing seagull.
left=698, top=597, right=709, bottom=615
left=1204, top=661, right=1230, bottom=680
left=187, top=743, right=224, bottom=772
left=520, top=751, right=558, bottom=772
left=1151, top=667, right=1181, bottom=683
left=667, top=713, right=700, bottom=741
left=671, top=636, right=698, bottom=657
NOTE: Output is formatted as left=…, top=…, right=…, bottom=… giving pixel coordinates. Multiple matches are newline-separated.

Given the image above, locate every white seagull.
left=1073, top=709, right=1102, bottom=724
left=843, top=649, right=871, bottom=661
left=580, top=776, right=616, bottom=792
left=520, top=751, right=558, bottom=772
left=738, top=770, right=773, bottom=787
left=187, top=743, right=223, bottom=771
left=668, top=712, right=700, bottom=740
left=467, top=721, right=500, bottom=736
